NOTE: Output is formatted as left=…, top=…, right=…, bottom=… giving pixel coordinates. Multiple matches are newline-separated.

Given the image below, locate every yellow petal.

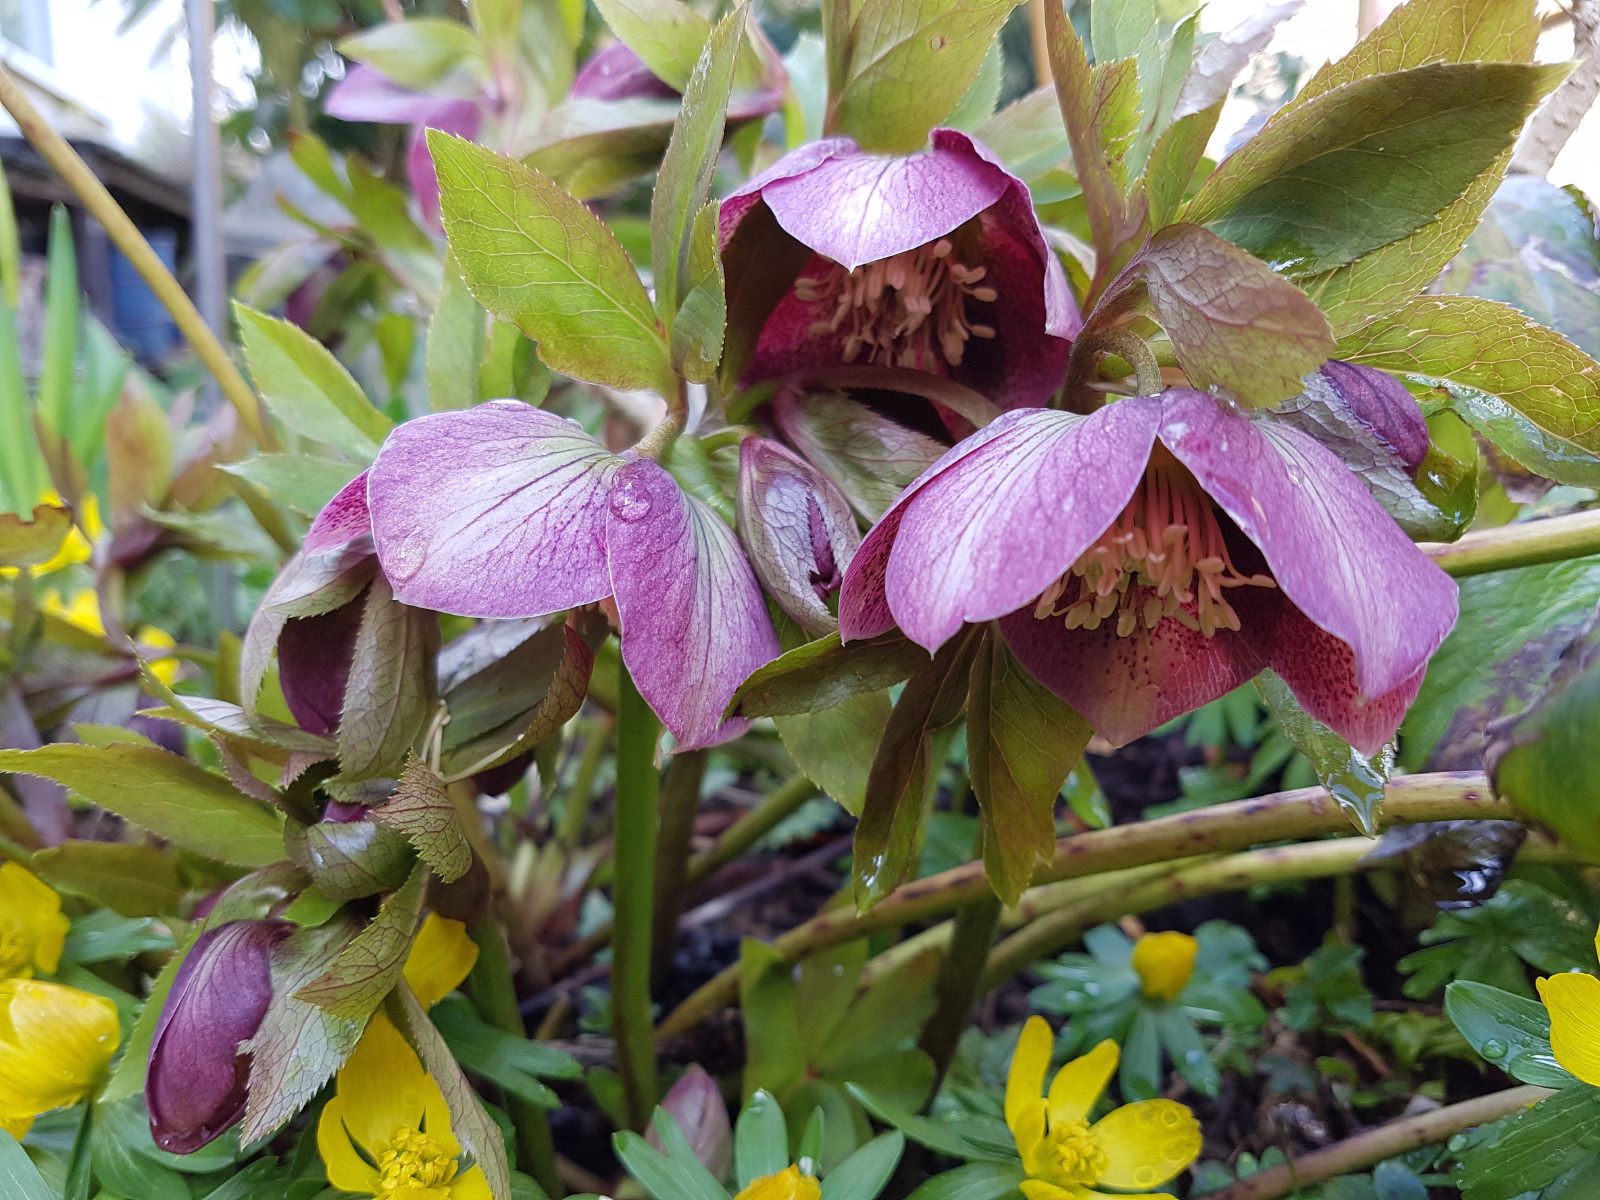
left=1046, top=1039, right=1119, bottom=1128
left=404, top=916, right=480, bottom=1010
left=735, top=1165, right=822, bottom=1200
left=1006, top=1015, right=1054, bottom=1156
left=1019, top=1180, right=1087, bottom=1200
left=0, top=863, right=69, bottom=978
left=333, top=1015, right=434, bottom=1154
left=1130, top=932, right=1197, bottom=1003
left=1591, top=924, right=1600, bottom=969
left=42, top=589, right=104, bottom=636
left=315, top=1095, right=381, bottom=1195
left=0, top=980, right=120, bottom=1119
left=134, top=626, right=181, bottom=688
left=1538, top=972, right=1600, bottom=1086
left=451, top=1165, right=495, bottom=1200
left=1090, top=1100, right=1201, bottom=1191
left=0, top=1111, right=32, bottom=1139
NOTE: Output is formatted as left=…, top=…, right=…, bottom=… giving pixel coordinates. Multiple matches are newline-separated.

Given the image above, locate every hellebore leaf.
left=388, top=987, right=514, bottom=1200
left=338, top=577, right=439, bottom=781
left=830, top=0, right=1021, bottom=155
left=855, top=631, right=979, bottom=908
left=773, top=390, right=946, bottom=522
left=0, top=744, right=283, bottom=867
left=29, top=841, right=185, bottom=919
left=297, top=863, right=427, bottom=1018
left=240, top=918, right=369, bottom=1144
left=374, top=759, right=472, bottom=883
left=1291, top=0, right=1538, bottom=108
left=1255, top=670, right=1390, bottom=837
left=1186, top=62, right=1565, bottom=275
left=233, top=303, right=392, bottom=458
left=1488, top=613, right=1600, bottom=859
left=1083, top=223, right=1333, bottom=407
left=592, top=0, right=710, bottom=92
left=429, top=256, right=486, bottom=412
left=731, top=631, right=929, bottom=718
left=1402, top=555, right=1600, bottom=772
left=972, top=88, right=1070, bottom=185
left=671, top=202, right=727, bottom=383
left=967, top=633, right=1090, bottom=905
left=652, top=6, right=745, bottom=323
left=774, top=695, right=888, bottom=817
left=523, top=97, right=682, bottom=200
left=0, top=502, right=71, bottom=568
left=1337, top=296, right=1600, bottom=483
left=337, top=18, right=484, bottom=91
left=430, top=133, right=672, bottom=392
left=1144, top=103, right=1220, bottom=230
left=219, top=454, right=362, bottom=519
left=284, top=815, right=415, bottom=902
left=1445, top=980, right=1576, bottom=1089
left=1173, top=2, right=1301, bottom=119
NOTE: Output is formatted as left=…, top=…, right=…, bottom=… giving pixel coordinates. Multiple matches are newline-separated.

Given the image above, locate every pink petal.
left=570, top=41, right=679, bottom=102
left=606, top=459, right=781, bottom=750
left=883, top=401, right=1160, bottom=651
left=324, top=64, right=451, bottom=125
left=407, top=100, right=484, bottom=231
left=719, top=138, right=856, bottom=250
left=1157, top=389, right=1457, bottom=701
left=367, top=401, right=622, bottom=618
left=304, top=470, right=372, bottom=555
left=1000, top=603, right=1261, bottom=745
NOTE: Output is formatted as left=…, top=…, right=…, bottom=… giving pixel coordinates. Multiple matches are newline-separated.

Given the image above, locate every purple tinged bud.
left=648, top=1065, right=732, bottom=1180
left=736, top=438, right=861, bottom=637
left=147, top=919, right=291, bottom=1153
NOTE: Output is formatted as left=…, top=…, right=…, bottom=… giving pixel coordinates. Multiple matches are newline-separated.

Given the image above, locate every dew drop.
left=385, top=531, right=428, bottom=583
left=929, top=33, right=948, bottom=49
left=610, top=478, right=653, bottom=523
left=1481, top=1039, right=1508, bottom=1061
left=1133, top=1167, right=1158, bottom=1187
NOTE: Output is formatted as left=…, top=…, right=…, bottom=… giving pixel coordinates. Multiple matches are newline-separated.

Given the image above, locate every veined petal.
left=278, top=602, right=365, bottom=737
left=368, top=401, right=622, bottom=618
left=885, top=402, right=1160, bottom=651
left=306, top=472, right=374, bottom=555
left=1158, top=389, right=1457, bottom=702
left=756, top=136, right=1009, bottom=270
left=606, top=460, right=781, bottom=750
left=1538, top=972, right=1600, bottom=1086
left=719, top=138, right=858, bottom=249
left=1046, top=1040, right=1119, bottom=1128
left=1000, top=602, right=1259, bottom=747
left=330, top=1015, right=433, bottom=1155
left=1089, top=1100, right=1201, bottom=1191
left=0, top=981, right=119, bottom=1118
left=325, top=65, right=468, bottom=124
left=1316, top=361, right=1429, bottom=471
left=1005, top=1016, right=1054, bottom=1151
left=403, top=915, right=479, bottom=1009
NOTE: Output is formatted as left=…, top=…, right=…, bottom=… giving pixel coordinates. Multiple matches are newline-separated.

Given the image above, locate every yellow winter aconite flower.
left=1537, top=925, right=1600, bottom=1086
left=0, top=979, right=121, bottom=1138
left=41, top=588, right=181, bottom=686
left=735, top=1164, right=822, bottom=1200
left=1005, top=1016, right=1200, bottom=1200
left=0, top=862, right=70, bottom=980
left=1130, top=932, right=1198, bottom=1003
left=0, top=490, right=101, bottom=578
left=317, top=1015, right=491, bottom=1199
left=404, top=915, right=479, bottom=1010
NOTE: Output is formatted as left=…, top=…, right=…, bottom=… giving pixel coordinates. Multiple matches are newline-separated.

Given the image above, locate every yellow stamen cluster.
left=794, top=238, right=997, bottom=370
left=375, top=1125, right=459, bottom=1195
left=1028, top=1119, right=1109, bottom=1186
left=1034, top=445, right=1275, bottom=639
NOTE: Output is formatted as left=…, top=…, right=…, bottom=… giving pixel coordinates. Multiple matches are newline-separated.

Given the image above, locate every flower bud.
left=147, top=919, right=291, bottom=1153
left=0, top=979, right=120, bottom=1137
left=736, top=1165, right=821, bottom=1200
left=1129, top=931, right=1198, bottom=1003
left=648, top=1065, right=732, bottom=1179
left=736, top=438, right=861, bottom=636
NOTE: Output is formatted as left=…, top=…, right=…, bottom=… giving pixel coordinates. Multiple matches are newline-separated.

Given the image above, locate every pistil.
left=1034, top=445, right=1275, bottom=638
left=793, top=238, right=997, bottom=370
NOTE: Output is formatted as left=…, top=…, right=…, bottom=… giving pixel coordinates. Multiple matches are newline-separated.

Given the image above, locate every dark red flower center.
left=1034, top=445, right=1276, bottom=638
left=793, top=238, right=998, bottom=370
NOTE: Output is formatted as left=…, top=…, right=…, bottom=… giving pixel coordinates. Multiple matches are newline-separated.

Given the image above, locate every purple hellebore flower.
left=146, top=919, right=291, bottom=1153
left=720, top=129, right=1079, bottom=411
left=570, top=41, right=681, bottom=103
left=364, top=401, right=780, bottom=750
left=838, top=387, right=1459, bottom=755
left=324, top=64, right=486, bottom=230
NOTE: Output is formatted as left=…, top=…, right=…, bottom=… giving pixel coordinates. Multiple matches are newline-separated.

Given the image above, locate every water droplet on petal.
left=610, top=478, right=653, bottom=523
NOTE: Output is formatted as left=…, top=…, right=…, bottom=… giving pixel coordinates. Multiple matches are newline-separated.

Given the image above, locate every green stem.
left=467, top=918, right=561, bottom=1198
left=1423, top=509, right=1600, bottom=577
left=558, top=715, right=612, bottom=847
left=915, top=891, right=1002, bottom=1099
left=651, top=749, right=709, bottom=987
left=655, top=772, right=1503, bottom=1039
left=686, top=774, right=818, bottom=887
left=1198, top=1086, right=1550, bottom=1200
left=613, top=665, right=663, bottom=1130
left=0, top=67, right=273, bottom=448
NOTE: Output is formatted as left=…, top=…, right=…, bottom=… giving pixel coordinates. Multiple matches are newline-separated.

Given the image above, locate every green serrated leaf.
left=219, top=454, right=361, bottom=519
left=431, top=133, right=672, bottom=392
left=593, top=0, right=711, bottom=92
left=732, top=631, right=928, bottom=719
left=672, top=202, right=727, bottom=383
left=295, top=863, right=426, bottom=1018
left=429, top=256, right=487, bottom=412
left=374, top=759, right=472, bottom=882
left=337, top=17, right=485, bottom=90
left=339, top=577, right=439, bottom=781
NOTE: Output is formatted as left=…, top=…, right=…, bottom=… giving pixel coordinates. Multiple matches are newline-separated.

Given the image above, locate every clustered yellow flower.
left=1538, top=923, right=1600, bottom=1086
left=1130, top=931, right=1198, bottom=1003
left=0, top=863, right=120, bottom=1139
left=1005, top=1016, right=1201, bottom=1200
left=317, top=915, right=485, bottom=1199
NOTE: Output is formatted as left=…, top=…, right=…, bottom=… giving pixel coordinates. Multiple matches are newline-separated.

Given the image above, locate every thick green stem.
left=613, top=666, right=662, bottom=1129
left=915, top=891, right=1002, bottom=1098
left=1423, top=509, right=1600, bottom=577
left=468, top=918, right=561, bottom=1198
left=687, top=774, right=818, bottom=887
left=655, top=772, right=1502, bottom=1039
left=1199, top=1085, right=1551, bottom=1200
left=0, top=67, right=272, bottom=448
left=651, top=749, right=709, bottom=987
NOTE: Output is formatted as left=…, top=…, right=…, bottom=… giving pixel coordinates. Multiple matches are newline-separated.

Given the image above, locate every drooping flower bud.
left=736, top=438, right=861, bottom=636
left=0, top=979, right=120, bottom=1138
left=1129, top=931, right=1198, bottom=1003
left=146, top=919, right=291, bottom=1153
left=648, top=1065, right=732, bottom=1180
